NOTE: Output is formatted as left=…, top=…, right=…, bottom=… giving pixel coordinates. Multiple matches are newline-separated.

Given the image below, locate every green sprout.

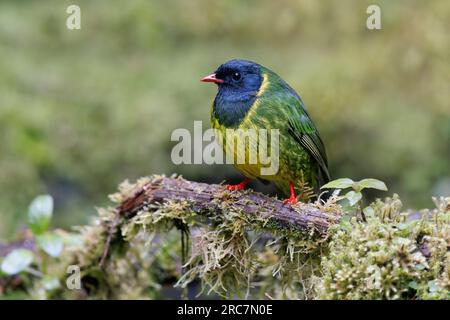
left=1, top=194, right=63, bottom=295
left=321, top=178, right=388, bottom=221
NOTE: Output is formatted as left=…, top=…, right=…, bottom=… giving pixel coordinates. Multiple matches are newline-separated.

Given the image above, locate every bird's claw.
left=283, top=196, right=298, bottom=205
left=226, top=184, right=245, bottom=191
left=225, top=178, right=250, bottom=191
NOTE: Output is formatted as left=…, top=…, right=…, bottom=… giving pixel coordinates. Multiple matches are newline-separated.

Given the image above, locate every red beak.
left=201, top=73, right=224, bottom=84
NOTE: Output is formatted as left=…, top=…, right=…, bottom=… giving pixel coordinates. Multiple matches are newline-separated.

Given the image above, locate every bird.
left=201, top=59, right=330, bottom=204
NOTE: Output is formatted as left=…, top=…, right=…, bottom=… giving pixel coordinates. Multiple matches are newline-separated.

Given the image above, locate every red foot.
left=283, top=196, right=298, bottom=205
left=283, top=181, right=298, bottom=205
left=226, top=178, right=250, bottom=191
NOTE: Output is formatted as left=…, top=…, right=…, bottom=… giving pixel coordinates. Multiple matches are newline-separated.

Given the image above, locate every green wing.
left=257, top=67, right=330, bottom=186
left=282, top=87, right=330, bottom=186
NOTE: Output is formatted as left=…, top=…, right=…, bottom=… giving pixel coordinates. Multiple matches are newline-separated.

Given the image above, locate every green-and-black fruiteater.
left=202, top=59, right=330, bottom=204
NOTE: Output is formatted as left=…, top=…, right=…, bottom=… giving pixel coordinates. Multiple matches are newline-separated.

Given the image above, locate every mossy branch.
left=3, top=175, right=449, bottom=299
left=118, top=176, right=339, bottom=233
left=100, top=176, right=341, bottom=266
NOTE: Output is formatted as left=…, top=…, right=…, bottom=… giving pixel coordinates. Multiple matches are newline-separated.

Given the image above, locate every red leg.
left=226, top=178, right=250, bottom=191
left=283, top=181, right=298, bottom=205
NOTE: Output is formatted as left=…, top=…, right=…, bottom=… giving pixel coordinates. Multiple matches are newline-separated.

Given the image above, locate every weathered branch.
left=98, top=176, right=342, bottom=267
left=100, top=176, right=341, bottom=266
left=117, top=176, right=340, bottom=235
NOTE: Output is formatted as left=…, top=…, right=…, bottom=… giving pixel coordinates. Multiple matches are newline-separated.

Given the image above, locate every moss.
left=42, top=177, right=449, bottom=300
left=116, top=176, right=339, bottom=298
left=60, top=175, right=336, bottom=299
left=315, top=195, right=450, bottom=300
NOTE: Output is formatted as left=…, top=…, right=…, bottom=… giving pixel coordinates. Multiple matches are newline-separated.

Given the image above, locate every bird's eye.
left=232, top=72, right=241, bottom=81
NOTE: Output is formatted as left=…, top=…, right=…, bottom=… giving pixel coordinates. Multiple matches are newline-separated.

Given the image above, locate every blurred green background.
left=0, top=0, right=449, bottom=239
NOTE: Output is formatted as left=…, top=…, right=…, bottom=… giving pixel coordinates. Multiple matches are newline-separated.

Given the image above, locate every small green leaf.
left=1, top=249, right=34, bottom=275
left=37, top=233, right=64, bottom=257
left=321, top=178, right=354, bottom=190
left=42, top=276, right=61, bottom=291
left=358, top=178, right=388, bottom=191
left=428, top=280, right=439, bottom=293
left=408, top=281, right=419, bottom=290
left=346, top=191, right=362, bottom=206
left=28, top=195, right=53, bottom=235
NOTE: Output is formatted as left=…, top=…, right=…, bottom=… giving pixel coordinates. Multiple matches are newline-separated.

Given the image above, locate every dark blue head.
left=202, top=59, right=263, bottom=127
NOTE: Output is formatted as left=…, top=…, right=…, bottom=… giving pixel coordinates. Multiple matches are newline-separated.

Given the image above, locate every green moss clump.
left=316, top=195, right=450, bottom=299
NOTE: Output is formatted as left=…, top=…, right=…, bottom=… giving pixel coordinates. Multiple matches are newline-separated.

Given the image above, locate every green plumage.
left=208, top=60, right=329, bottom=198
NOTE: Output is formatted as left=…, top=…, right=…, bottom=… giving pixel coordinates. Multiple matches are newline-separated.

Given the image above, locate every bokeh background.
left=0, top=0, right=449, bottom=239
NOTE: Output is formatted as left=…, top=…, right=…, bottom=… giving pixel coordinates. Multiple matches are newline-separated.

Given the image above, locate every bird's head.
left=201, top=59, right=267, bottom=127
left=201, top=59, right=263, bottom=97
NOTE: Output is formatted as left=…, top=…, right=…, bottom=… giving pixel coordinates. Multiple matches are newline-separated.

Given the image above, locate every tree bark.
left=117, top=176, right=341, bottom=236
